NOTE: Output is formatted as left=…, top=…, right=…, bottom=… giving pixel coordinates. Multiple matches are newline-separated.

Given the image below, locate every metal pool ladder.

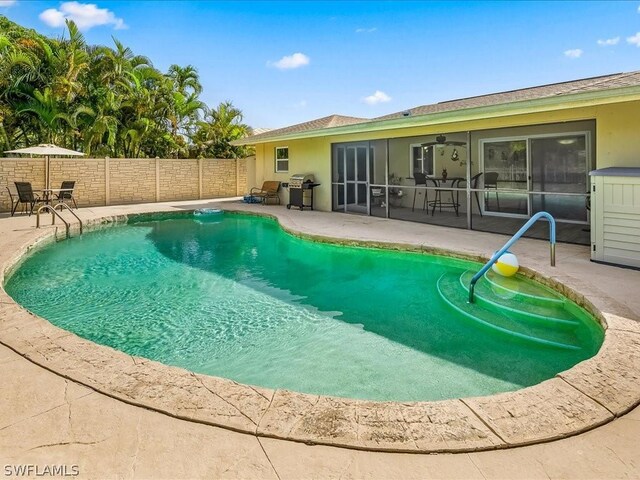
left=468, top=211, right=556, bottom=303
left=36, top=203, right=83, bottom=239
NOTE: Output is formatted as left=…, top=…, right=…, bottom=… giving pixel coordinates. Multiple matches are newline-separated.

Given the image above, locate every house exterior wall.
left=254, top=139, right=331, bottom=209
left=0, top=157, right=250, bottom=212
left=253, top=100, right=640, bottom=212
left=595, top=102, right=640, bottom=168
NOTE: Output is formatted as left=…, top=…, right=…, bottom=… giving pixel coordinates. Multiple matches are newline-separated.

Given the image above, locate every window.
left=275, top=147, right=289, bottom=173
left=410, top=144, right=433, bottom=177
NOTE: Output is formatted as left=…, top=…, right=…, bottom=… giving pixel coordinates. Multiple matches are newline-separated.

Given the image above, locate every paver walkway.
left=1, top=199, right=639, bottom=479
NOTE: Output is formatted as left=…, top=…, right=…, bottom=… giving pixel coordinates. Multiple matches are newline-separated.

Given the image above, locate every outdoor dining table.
left=39, top=188, right=74, bottom=205
left=425, top=176, right=463, bottom=215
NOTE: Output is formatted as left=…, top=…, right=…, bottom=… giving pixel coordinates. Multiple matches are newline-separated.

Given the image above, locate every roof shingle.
left=237, top=70, right=640, bottom=144
left=242, top=114, right=368, bottom=143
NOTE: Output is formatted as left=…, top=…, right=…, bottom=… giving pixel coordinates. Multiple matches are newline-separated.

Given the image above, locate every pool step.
left=458, top=271, right=579, bottom=327
left=437, top=273, right=582, bottom=350
left=482, top=270, right=565, bottom=306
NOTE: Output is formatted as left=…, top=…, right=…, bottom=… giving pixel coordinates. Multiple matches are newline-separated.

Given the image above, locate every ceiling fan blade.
left=420, top=141, right=467, bottom=147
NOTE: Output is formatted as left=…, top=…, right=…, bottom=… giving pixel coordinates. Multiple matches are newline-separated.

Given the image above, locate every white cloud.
left=0, top=1, right=17, bottom=7
left=293, top=100, right=307, bottom=108
left=564, top=48, right=583, bottom=58
left=267, top=52, right=310, bottom=70
left=627, top=32, right=640, bottom=46
left=363, top=90, right=391, bottom=105
left=355, top=27, right=377, bottom=33
left=597, top=36, right=620, bottom=46
left=39, top=2, right=127, bottom=31
left=40, top=8, right=67, bottom=27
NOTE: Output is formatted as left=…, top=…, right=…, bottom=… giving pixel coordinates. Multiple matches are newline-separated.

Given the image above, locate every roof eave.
left=232, top=85, right=640, bottom=146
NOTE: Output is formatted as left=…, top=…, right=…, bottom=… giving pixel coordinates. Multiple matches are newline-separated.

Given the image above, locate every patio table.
left=39, top=188, right=74, bottom=205
left=426, top=177, right=463, bottom=215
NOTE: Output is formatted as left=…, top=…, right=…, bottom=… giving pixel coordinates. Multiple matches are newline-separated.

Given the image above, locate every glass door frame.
left=479, top=130, right=591, bottom=223
left=527, top=130, right=592, bottom=225
left=479, top=135, right=530, bottom=219
left=332, top=142, right=371, bottom=214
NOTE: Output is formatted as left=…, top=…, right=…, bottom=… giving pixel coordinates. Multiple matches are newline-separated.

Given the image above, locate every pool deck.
left=1, top=198, right=639, bottom=479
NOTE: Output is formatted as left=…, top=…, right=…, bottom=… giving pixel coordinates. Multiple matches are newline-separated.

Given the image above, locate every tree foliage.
left=0, top=16, right=252, bottom=158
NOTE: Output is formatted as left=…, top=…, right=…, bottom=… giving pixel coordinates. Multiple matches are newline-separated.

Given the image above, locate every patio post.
left=466, top=131, right=472, bottom=230
left=385, top=139, right=390, bottom=219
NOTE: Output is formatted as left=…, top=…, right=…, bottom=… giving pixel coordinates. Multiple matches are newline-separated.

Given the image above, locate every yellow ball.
left=492, top=252, right=519, bottom=277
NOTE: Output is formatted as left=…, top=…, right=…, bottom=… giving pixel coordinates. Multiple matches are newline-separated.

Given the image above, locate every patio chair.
left=55, top=180, right=78, bottom=209
left=13, top=181, right=43, bottom=216
left=484, top=172, right=500, bottom=211
left=456, top=172, right=484, bottom=217
left=412, top=172, right=429, bottom=212
left=249, top=181, right=281, bottom=205
left=6, top=186, right=19, bottom=217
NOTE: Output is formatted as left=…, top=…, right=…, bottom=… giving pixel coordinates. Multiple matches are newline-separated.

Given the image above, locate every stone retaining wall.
left=0, top=157, right=252, bottom=212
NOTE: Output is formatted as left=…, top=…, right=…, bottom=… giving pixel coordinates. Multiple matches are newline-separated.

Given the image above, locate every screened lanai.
left=331, top=121, right=594, bottom=245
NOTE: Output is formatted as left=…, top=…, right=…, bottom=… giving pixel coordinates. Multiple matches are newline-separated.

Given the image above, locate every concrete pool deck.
left=1, top=199, right=639, bottom=478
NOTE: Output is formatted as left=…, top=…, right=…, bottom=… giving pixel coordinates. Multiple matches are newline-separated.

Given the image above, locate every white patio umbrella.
left=4, top=143, right=84, bottom=190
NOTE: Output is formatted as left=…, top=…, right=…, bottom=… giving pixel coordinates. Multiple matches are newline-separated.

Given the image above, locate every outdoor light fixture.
left=451, top=149, right=459, bottom=161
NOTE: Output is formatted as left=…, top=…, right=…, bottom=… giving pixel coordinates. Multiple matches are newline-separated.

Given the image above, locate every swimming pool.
left=5, top=212, right=604, bottom=401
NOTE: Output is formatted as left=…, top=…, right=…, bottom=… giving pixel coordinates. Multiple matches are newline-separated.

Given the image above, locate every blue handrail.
left=468, top=211, right=556, bottom=303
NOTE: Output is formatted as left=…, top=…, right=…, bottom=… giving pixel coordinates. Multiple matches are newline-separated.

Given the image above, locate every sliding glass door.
left=480, top=133, right=590, bottom=223
left=481, top=139, right=529, bottom=216
left=530, top=134, right=589, bottom=222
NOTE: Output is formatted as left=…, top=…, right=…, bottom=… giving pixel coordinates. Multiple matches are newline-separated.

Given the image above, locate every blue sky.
left=2, top=1, right=640, bottom=129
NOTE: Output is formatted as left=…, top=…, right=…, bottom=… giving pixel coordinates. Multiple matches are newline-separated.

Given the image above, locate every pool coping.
left=0, top=206, right=639, bottom=454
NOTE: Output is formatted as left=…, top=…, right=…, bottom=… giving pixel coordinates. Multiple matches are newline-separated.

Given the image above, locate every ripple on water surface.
left=5, top=213, right=603, bottom=401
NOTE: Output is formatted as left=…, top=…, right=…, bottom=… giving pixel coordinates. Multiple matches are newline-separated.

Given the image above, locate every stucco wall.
left=255, top=140, right=331, bottom=210
left=253, top=100, right=640, bottom=212
left=0, top=157, right=250, bottom=213
left=595, top=102, right=640, bottom=167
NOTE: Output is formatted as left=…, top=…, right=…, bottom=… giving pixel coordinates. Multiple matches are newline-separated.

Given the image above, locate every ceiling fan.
left=421, top=134, right=467, bottom=148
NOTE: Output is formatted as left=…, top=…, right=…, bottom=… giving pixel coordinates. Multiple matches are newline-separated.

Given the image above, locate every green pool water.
left=4, top=212, right=604, bottom=401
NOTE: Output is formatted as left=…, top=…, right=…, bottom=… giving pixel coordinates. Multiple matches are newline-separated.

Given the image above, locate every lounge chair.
left=55, top=180, right=78, bottom=209
left=249, top=181, right=281, bottom=205
left=14, top=181, right=43, bottom=216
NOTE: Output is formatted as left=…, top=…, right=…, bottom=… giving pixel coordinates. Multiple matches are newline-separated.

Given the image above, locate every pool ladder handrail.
left=36, top=203, right=83, bottom=238
left=468, top=211, right=556, bottom=303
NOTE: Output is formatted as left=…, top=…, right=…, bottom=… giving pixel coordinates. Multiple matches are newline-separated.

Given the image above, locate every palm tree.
left=16, top=87, right=72, bottom=143
left=168, top=64, right=202, bottom=96
left=0, top=16, right=253, bottom=158
left=193, top=101, right=251, bottom=158
left=50, top=20, right=90, bottom=104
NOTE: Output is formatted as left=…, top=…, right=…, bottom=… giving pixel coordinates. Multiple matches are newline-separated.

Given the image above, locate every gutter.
left=232, top=85, right=640, bottom=146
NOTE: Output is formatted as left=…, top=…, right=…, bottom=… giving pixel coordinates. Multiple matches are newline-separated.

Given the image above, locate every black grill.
left=286, top=174, right=320, bottom=210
